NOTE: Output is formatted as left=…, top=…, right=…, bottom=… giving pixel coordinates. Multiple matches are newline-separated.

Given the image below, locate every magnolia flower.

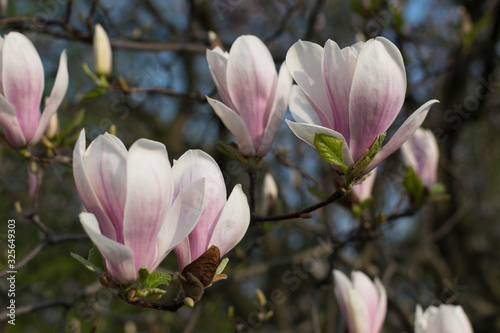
left=415, top=304, right=474, bottom=333
left=351, top=168, right=377, bottom=203
left=333, top=270, right=387, bottom=333
left=73, top=130, right=205, bottom=284
left=0, top=32, right=68, bottom=148
left=173, top=150, right=250, bottom=272
left=93, top=24, right=112, bottom=76
left=286, top=37, right=438, bottom=176
left=206, top=35, right=292, bottom=157
left=400, top=128, right=439, bottom=189
left=259, top=172, right=278, bottom=215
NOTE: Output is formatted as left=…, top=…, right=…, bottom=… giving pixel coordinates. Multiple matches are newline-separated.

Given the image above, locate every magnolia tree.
left=0, top=1, right=498, bottom=332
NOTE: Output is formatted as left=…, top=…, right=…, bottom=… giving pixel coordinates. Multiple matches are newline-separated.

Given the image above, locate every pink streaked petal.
left=122, top=139, right=173, bottom=272
left=333, top=270, right=357, bottom=332
left=2, top=32, right=44, bottom=142
left=206, top=47, right=235, bottom=110
left=73, top=130, right=117, bottom=241
left=29, top=49, right=68, bottom=145
left=362, top=99, right=439, bottom=176
left=172, top=149, right=227, bottom=261
left=256, top=62, right=292, bottom=157
left=84, top=133, right=128, bottom=242
left=227, top=35, right=277, bottom=140
left=289, top=85, right=322, bottom=126
left=286, top=40, right=334, bottom=128
left=348, top=37, right=407, bottom=162
left=207, top=97, right=256, bottom=156
left=208, top=184, right=250, bottom=256
left=0, top=95, right=26, bottom=147
left=286, top=120, right=355, bottom=168
left=341, top=41, right=363, bottom=76
left=373, top=277, right=387, bottom=332
left=352, top=271, right=379, bottom=328
left=173, top=237, right=192, bottom=272
left=324, top=40, right=353, bottom=140
left=153, top=178, right=205, bottom=270
left=0, top=36, right=5, bottom=94
left=79, top=212, right=136, bottom=284
left=347, top=287, right=371, bottom=333
left=401, top=128, right=439, bottom=188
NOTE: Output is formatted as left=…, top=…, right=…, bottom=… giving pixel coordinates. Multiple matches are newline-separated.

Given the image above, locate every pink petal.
left=207, top=97, right=256, bottom=156
left=153, top=178, right=205, bottom=270
left=286, top=40, right=334, bottom=128
left=122, top=139, right=173, bottom=272
left=227, top=36, right=277, bottom=143
left=286, top=120, right=355, bottom=168
left=401, top=128, right=439, bottom=188
left=172, top=149, right=227, bottom=262
left=83, top=133, right=128, bottom=242
left=206, top=47, right=235, bottom=110
left=341, top=42, right=364, bottom=76
left=73, top=130, right=117, bottom=241
left=0, top=95, right=25, bottom=147
left=208, top=184, right=250, bottom=256
left=348, top=37, right=407, bottom=162
left=333, top=270, right=357, bottom=332
left=373, top=277, right=387, bottom=332
left=289, top=85, right=322, bottom=126
left=173, top=237, right=192, bottom=272
left=362, top=99, right=439, bottom=175
left=2, top=32, right=44, bottom=143
left=324, top=40, right=352, bottom=140
left=352, top=271, right=380, bottom=329
left=256, top=62, right=292, bottom=157
left=30, top=49, right=68, bottom=145
left=79, top=212, right=136, bottom=284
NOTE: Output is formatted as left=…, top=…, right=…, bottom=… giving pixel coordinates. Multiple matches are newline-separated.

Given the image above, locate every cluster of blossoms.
left=0, top=28, right=471, bottom=331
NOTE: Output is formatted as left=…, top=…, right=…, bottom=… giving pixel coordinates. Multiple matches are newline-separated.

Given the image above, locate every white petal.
left=0, top=95, right=25, bottom=147
left=122, top=139, right=174, bottom=271
left=152, top=178, right=205, bottom=270
left=30, top=49, right=69, bottom=145
left=289, top=85, right=322, bottom=126
left=79, top=212, right=136, bottom=284
left=362, top=99, right=439, bottom=176
left=208, top=184, right=250, bottom=256
left=207, top=96, right=256, bottom=156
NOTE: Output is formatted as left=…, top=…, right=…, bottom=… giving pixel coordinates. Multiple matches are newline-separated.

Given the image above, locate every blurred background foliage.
left=1, top=0, right=500, bottom=332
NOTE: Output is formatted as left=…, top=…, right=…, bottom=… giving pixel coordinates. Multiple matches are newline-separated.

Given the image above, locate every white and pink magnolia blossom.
left=73, top=130, right=205, bottom=284
left=206, top=35, right=292, bottom=157
left=0, top=32, right=68, bottom=147
left=333, top=270, right=387, bottom=333
left=415, top=304, right=474, bottom=333
left=285, top=37, right=438, bottom=175
left=351, top=168, right=377, bottom=203
left=400, top=128, right=439, bottom=189
left=173, top=150, right=250, bottom=271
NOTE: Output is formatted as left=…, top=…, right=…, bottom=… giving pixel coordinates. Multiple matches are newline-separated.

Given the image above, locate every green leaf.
left=313, top=133, right=348, bottom=174
left=138, top=266, right=150, bottom=286
left=145, top=271, right=172, bottom=289
left=403, top=166, right=424, bottom=205
left=83, top=86, right=107, bottom=100
left=87, top=246, right=105, bottom=271
left=216, top=258, right=229, bottom=275
left=367, top=133, right=386, bottom=160
left=70, top=252, right=103, bottom=275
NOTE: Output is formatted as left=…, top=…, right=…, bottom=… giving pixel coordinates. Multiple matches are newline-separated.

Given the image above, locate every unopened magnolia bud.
left=94, top=24, right=112, bottom=76
left=45, top=113, right=59, bottom=138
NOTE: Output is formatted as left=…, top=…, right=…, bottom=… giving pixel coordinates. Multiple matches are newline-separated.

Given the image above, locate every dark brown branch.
left=252, top=186, right=348, bottom=223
